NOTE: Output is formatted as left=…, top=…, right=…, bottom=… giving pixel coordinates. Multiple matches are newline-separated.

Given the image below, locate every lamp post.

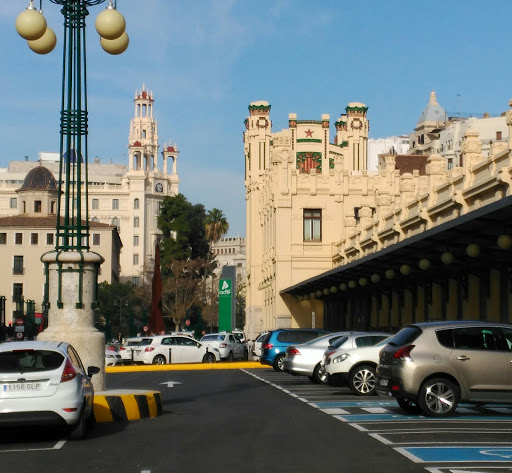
left=114, top=296, right=128, bottom=341
left=0, top=296, right=6, bottom=342
left=16, top=0, right=129, bottom=390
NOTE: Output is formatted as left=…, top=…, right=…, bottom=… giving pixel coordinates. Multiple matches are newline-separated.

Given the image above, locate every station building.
left=244, top=94, right=512, bottom=340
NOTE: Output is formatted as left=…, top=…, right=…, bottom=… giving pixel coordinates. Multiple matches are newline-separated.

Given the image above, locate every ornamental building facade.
left=0, top=84, right=180, bottom=287
left=244, top=95, right=512, bottom=340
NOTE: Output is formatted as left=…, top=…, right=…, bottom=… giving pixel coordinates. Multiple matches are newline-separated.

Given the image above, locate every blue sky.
left=2, top=1, right=511, bottom=236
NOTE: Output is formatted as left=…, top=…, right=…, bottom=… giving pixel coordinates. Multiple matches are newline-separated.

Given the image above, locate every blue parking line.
left=336, top=413, right=512, bottom=422
left=312, top=401, right=397, bottom=408
left=398, top=446, right=512, bottom=463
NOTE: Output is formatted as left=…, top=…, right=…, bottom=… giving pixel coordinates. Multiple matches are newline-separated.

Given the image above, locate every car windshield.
left=329, top=336, right=349, bottom=349
left=202, top=335, right=224, bottom=341
left=0, top=349, right=64, bottom=373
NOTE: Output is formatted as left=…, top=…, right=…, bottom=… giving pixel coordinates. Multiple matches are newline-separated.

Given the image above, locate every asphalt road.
left=2, top=367, right=512, bottom=473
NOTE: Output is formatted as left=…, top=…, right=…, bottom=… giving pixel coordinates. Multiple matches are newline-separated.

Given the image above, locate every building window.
left=134, top=217, right=139, bottom=228
left=10, top=198, right=17, bottom=209
left=92, top=198, right=99, bottom=209
left=34, top=200, right=42, bottom=213
left=46, top=233, right=54, bottom=245
left=132, top=277, right=139, bottom=286
left=31, top=233, right=38, bottom=245
left=0, top=233, right=6, bottom=245
left=303, top=209, right=322, bottom=242
left=92, top=234, right=100, bottom=245
left=134, top=198, right=139, bottom=209
left=134, top=235, right=139, bottom=246
left=157, top=201, right=162, bottom=214
left=497, top=131, right=502, bottom=141
left=112, top=199, right=119, bottom=210
left=133, top=254, right=139, bottom=265
left=13, top=283, right=23, bottom=304
left=13, top=256, right=24, bottom=275
left=51, top=201, right=56, bottom=214
left=15, top=233, right=23, bottom=245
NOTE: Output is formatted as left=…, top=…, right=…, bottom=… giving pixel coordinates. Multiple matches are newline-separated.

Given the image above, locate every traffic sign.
left=143, top=325, right=148, bottom=332
left=16, top=332, right=23, bottom=339
left=185, top=319, right=190, bottom=326
left=16, top=318, right=24, bottom=326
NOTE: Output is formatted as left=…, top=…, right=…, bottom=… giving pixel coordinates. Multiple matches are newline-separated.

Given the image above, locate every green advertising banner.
left=218, top=279, right=232, bottom=332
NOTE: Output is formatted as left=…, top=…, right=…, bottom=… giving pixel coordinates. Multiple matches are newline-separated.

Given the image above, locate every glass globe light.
left=95, top=1, right=126, bottom=40
left=28, top=27, right=56, bottom=54
left=498, top=235, right=512, bottom=250
left=16, top=2, right=47, bottom=41
left=100, top=31, right=129, bottom=55
left=466, top=243, right=480, bottom=258
left=441, top=252, right=454, bottom=265
left=418, top=258, right=431, bottom=271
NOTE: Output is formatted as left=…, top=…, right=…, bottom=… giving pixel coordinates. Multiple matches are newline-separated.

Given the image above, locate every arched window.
left=134, top=198, right=139, bottom=210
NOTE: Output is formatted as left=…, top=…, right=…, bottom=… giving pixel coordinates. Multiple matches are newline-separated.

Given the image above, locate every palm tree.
left=205, top=208, right=229, bottom=245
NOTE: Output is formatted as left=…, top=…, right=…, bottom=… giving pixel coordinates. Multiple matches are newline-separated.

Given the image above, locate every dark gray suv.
left=376, top=320, right=512, bottom=417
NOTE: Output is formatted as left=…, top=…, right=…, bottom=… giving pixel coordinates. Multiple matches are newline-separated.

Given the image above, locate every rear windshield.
left=139, top=338, right=154, bottom=346
left=0, top=350, right=64, bottom=373
left=126, top=340, right=141, bottom=347
left=330, top=336, right=349, bottom=349
left=276, top=330, right=327, bottom=344
left=387, top=326, right=422, bottom=346
left=202, top=335, right=224, bottom=341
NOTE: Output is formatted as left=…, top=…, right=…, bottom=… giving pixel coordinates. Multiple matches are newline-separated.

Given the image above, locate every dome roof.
left=166, top=145, right=176, bottom=152
left=19, top=165, right=57, bottom=191
left=417, top=91, right=447, bottom=124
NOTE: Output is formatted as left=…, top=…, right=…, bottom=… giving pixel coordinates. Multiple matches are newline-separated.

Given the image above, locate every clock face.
left=155, top=183, right=163, bottom=192
left=351, top=118, right=362, bottom=130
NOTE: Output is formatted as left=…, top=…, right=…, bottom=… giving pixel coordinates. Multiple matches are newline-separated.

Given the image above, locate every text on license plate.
left=3, top=382, right=42, bottom=392
left=379, top=379, right=389, bottom=386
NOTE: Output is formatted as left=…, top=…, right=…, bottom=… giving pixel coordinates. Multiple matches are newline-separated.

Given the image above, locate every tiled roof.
left=0, top=216, right=115, bottom=228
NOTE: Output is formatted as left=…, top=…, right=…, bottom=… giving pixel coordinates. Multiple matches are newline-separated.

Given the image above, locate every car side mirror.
left=88, top=366, right=100, bottom=377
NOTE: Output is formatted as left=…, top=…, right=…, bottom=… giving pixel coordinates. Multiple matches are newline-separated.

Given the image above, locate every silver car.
left=323, top=336, right=391, bottom=395
left=282, top=332, right=355, bottom=383
left=376, top=321, right=512, bottom=417
left=0, top=340, right=99, bottom=440
left=200, top=332, right=248, bottom=361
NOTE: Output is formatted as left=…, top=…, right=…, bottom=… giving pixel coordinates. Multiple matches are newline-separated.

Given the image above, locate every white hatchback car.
left=0, top=340, right=99, bottom=440
left=105, top=348, right=123, bottom=367
left=200, top=332, right=248, bottom=361
left=118, top=338, right=142, bottom=364
left=323, top=336, right=391, bottom=395
left=133, top=335, right=220, bottom=365
left=251, top=332, right=268, bottom=361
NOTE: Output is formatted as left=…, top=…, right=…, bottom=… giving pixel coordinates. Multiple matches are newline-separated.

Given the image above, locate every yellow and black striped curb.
left=105, top=361, right=266, bottom=373
left=94, top=390, right=162, bottom=423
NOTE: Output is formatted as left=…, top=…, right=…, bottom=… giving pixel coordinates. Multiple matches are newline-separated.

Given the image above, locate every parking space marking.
left=368, top=431, right=512, bottom=446
left=396, top=447, right=512, bottom=463
left=0, top=440, right=66, bottom=453
left=334, top=414, right=512, bottom=423
left=362, top=407, right=389, bottom=413
left=319, top=408, right=350, bottom=415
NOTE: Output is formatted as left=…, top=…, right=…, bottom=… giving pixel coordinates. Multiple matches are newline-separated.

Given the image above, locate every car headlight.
left=332, top=353, right=349, bottom=364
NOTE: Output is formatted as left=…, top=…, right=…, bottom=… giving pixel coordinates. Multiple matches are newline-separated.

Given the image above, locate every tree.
left=205, top=208, right=229, bottom=245
left=158, top=194, right=210, bottom=266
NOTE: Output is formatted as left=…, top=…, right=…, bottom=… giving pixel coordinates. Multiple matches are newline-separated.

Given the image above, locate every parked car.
left=118, top=337, right=142, bottom=364
left=105, top=347, right=123, bottom=367
left=232, top=329, right=247, bottom=344
left=260, top=329, right=330, bottom=372
left=200, top=332, right=248, bottom=361
left=282, top=331, right=353, bottom=383
left=376, top=321, right=512, bottom=417
left=251, top=332, right=268, bottom=361
left=0, top=340, right=99, bottom=440
left=133, top=335, right=220, bottom=365
left=323, top=336, right=391, bottom=395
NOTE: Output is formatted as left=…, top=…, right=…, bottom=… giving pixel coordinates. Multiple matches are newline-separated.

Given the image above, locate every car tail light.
left=119, top=347, right=126, bottom=351
left=107, top=346, right=116, bottom=351
left=325, top=350, right=336, bottom=359
left=220, top=343, right=227, bottom=348
left=144, top=347, right=155, bottom=352
left=262, top=343, right=273, bottom=350
left=61, top=358, right=77, bottom=382
left=393, top=345, right=415, bottom=361
left=287, top=348, right=300, bottom=356
left=62, top=408, right=79, bottom=412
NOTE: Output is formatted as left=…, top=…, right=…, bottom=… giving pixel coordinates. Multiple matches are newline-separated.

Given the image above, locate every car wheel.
left=202, top=352, right=215, bottom=363
left=417, top=377, right=460, bottom=417
left=273, top=354, right=285, bottom=372
left=69, top=405, right=86, bottom=441
left=348, top=365, right=377, bottom=396
left=313, top=363, right=328, bottom=384
left=397, top=397, right=421, bottom=414
left=227, top=351, right=234, bottom=362
left=152, top=355, right=166, bottom=365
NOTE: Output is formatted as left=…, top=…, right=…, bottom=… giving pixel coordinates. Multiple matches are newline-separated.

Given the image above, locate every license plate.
left=379, top=379, right=389, bottom=386
left=3, top=382, right=42, bottom=392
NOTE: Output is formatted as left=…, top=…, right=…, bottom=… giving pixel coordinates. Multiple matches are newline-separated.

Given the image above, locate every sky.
left=2, top=0, right=512, bottom=237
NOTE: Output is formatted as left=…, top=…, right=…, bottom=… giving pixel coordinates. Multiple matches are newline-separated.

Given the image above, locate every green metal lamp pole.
left=16, top=0, right=128, bottom=389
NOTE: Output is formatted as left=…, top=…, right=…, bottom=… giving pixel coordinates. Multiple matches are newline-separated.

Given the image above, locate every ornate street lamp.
left=15, top=0, right=128, bottom=390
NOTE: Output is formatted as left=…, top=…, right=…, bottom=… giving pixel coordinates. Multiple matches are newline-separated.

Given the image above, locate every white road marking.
left=161, top=381, right=182, bottom=388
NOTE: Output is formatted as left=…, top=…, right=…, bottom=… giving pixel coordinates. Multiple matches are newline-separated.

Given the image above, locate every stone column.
left=38, top=250, right=106, bottom=390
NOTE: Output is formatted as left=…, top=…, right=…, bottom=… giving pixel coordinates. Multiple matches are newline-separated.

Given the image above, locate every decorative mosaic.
left=296, top=152, right=322, bottom=174
left=297, top=138, right=322, bottom=143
